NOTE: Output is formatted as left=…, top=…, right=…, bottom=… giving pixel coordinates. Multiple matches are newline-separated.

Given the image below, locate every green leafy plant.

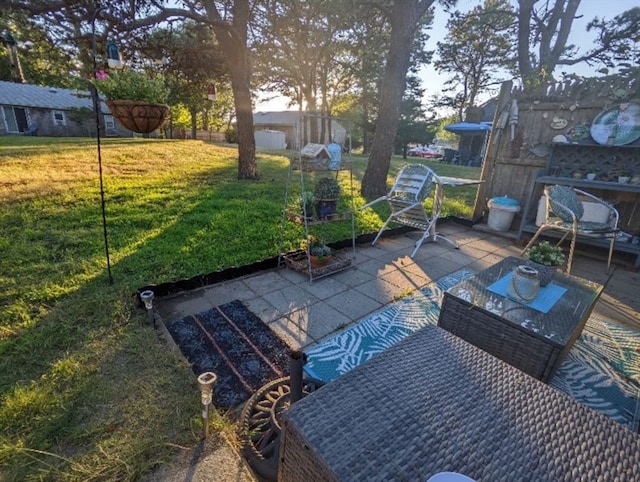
left=94, top=69, right=170, bottom=104
left=300, top=191, right=315, bottom=217
left=526, top=240, right=565, bottom=266
left=225, top=127, right=238, bottom=143
left=68, top=107, right=93, bottom=123
left=305, top=235, right=332, bottom=259
left=313, top=177, right=340, bottom=200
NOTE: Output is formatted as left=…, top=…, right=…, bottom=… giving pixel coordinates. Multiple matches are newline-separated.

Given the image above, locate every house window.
left=104, top=115, right=116, bottom=130
left=52, top=110, right=66, bottom=126
left=3, top=106, right=28, bottom=133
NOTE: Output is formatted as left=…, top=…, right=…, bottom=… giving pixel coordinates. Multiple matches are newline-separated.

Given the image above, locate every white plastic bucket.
left=487, top=196, right=520, bottom=231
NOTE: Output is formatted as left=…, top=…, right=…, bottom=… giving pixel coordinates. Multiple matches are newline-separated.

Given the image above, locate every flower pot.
left=586, top=173, right=596, bottom=180
left=316, top=199, right=338, bottom=220
left=105, top=99, right=170, bottom=134
left=301, top=203, right=315, bottom=220
left=310, top=254, right=332, bottom=267
left=507, top=265, right=540, bottom=302
left=525, top=260, right=559, bottom=286
left=618, top=176, right=631, bottom=184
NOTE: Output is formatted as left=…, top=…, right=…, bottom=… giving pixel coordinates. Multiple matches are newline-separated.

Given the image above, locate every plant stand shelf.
left=286, top=211, right=351, bottom=225
left=278, top=114, right=356, bottom=283
left=283, top=251, right=353, bottom=280
left=518, top=142, right=640, bottom=268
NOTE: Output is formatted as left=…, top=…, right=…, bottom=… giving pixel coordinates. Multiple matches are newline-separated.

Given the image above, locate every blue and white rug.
left=304, top=269, right=473, bottom=382
left=550, top=316, right=640, bottom=428
left=305, top=269, right=640, bottom=430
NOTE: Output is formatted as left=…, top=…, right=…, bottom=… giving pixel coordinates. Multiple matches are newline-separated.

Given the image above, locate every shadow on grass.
left=1, top=143, right=477, bottom=479
left=0, top=158, right=291, bottom=479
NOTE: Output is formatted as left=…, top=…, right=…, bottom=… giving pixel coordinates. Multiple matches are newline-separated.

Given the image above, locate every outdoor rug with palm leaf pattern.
left=304, top=269, right=640, bottom=430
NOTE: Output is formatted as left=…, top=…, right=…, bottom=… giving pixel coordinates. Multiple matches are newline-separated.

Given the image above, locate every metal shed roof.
left=253, top=111, right=302, bottom=126
left=0, top=80, right=107, bottom=111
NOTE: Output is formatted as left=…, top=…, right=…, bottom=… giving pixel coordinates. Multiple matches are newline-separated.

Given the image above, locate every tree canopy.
left=3, top=0, right=638, bottom=186
left=434, top=0, right=516, bottom=120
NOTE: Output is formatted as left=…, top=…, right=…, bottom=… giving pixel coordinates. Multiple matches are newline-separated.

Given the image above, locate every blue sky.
left=257, top=0, right=638, bottom=112
left=417, top=0, right=639, bottom=108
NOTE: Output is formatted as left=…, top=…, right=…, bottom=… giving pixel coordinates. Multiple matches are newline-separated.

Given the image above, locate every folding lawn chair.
left=360, top=164, right=447, bottom=257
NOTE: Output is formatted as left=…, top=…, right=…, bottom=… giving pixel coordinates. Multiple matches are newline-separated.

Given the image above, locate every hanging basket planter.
left=105, top=99, right=169, bottom=134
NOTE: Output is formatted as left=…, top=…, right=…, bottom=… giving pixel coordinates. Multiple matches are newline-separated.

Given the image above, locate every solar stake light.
left=197, top=372, right=217, bottom=439
left=139, top=290, right=155, bottom=327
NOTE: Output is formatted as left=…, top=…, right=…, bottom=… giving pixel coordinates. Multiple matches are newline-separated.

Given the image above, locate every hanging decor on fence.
left=590, top=103, right=640, bottom=146
left=509, top=99, right=519, bottom=140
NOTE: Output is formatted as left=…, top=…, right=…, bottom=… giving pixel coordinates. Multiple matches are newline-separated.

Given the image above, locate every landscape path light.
left=197, top=372, right=217, bottom=439
left=139, top=290, right=155, bottom=327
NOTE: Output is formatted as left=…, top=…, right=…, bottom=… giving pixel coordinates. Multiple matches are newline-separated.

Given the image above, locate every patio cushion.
left=551, top=220, right=615, bottom=233
left=548, top=185, right=584, bottom=222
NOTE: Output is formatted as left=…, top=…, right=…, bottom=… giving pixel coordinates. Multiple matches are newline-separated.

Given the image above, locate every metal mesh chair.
left=360, top=164, right=441, bottom=257
left=522, top=185, right=619, bottom=273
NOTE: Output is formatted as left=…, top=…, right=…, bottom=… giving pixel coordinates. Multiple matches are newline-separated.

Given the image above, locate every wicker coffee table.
left=278, top=326, right=640, bottom=482
left=437, top=256, right=602, bottom=382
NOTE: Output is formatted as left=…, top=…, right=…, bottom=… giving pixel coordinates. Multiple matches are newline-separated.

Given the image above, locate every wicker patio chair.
left=522, top=185, right=619, bottom=273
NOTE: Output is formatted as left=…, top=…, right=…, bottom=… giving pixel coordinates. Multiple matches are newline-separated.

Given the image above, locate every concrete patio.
left=151, top=221, right=639, bottom=482
left=156, top=221, right=639, bottom=345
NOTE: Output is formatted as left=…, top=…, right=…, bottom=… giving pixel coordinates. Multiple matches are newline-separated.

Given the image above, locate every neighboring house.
left=0, top=80, right=131, bottom=137
left=253, top=111, right=347, bottom=150
left=478, top=98, right=497, bottom=123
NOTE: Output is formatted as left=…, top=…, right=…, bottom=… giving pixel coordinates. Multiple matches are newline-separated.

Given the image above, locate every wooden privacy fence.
left=474, top=77, right=640, bottom=231
left=473, top=74, right=640, bottom=266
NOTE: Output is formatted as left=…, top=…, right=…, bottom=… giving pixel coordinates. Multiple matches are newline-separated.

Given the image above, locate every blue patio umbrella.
left=444, top=122, right=492, bottom=134
left=444, top=122, right=492, bottom=165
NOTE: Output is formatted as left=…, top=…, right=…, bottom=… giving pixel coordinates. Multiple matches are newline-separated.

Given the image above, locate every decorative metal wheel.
left=239, top=376, right=324, bottom=481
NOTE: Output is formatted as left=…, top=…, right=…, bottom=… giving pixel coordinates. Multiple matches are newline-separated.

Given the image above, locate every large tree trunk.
left=190, top=107, right=198, bottom=140
left=517, top=0, right=581, bottom=89
left=209, top=0, right=258, bottom=180
left=228, top=61, right=257, bottom=179
left=361, top=0, right=434, bottom=199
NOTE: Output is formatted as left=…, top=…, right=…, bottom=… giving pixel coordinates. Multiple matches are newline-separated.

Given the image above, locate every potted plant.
left=306, top=235, right=332, bottom=267
left=525, top=240, right=566, bottom=286
left=94, top=69, right=170, bottom=134
left=313, top=177, right=341, bottom=220
left=618, top=171, right=631, bottom=184
left=586, top=168, right=597, bottom=181
left=300, top=191, right=315, bottom=220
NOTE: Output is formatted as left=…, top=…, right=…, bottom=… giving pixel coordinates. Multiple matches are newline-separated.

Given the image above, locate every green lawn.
left=0, top=136, right=480, bottom=480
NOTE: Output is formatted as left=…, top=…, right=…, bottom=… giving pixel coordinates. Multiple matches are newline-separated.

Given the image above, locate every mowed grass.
left=0, top=136, right=479, bottom=480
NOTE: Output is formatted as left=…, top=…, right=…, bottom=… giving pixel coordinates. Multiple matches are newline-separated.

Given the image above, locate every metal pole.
left=90, top=6, right=113, bottom=284
left=289, top=350, right=305, bottom=404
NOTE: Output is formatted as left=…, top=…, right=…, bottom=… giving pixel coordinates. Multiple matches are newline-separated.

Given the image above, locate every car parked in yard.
left=407, top=146, right=443, bottom=159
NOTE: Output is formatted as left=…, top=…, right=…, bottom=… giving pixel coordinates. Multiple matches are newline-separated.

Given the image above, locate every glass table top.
left=446, top=257, right=603, bottom=345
